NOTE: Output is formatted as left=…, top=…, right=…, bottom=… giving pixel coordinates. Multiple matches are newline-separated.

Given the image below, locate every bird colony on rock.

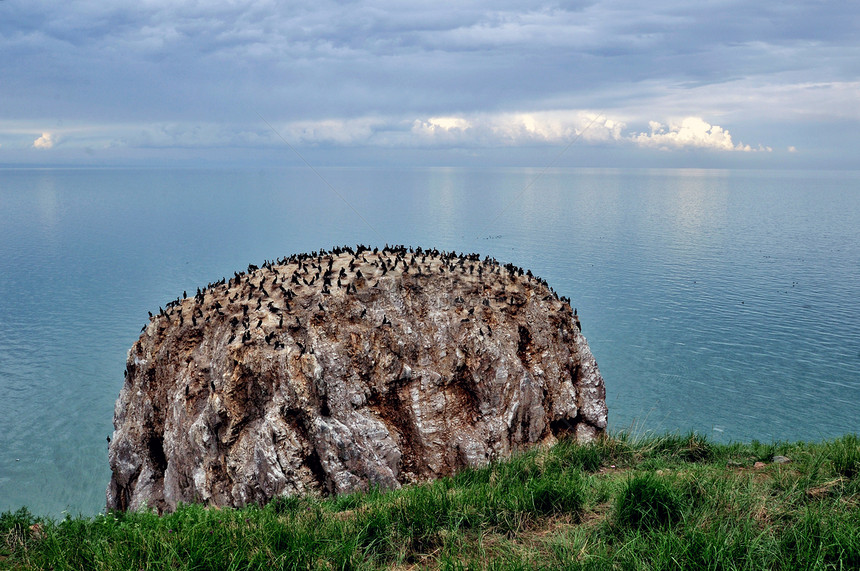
left=107, top=245, right=607, bottom=513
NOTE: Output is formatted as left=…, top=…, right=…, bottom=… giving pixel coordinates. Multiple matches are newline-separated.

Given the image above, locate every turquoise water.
left=1, top=167, right=859, bottom=516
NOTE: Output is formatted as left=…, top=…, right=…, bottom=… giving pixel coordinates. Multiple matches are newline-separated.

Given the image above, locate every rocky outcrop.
left=107, top=245, right=607, bottom=513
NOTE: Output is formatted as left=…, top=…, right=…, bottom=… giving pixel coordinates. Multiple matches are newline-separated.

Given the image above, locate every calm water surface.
left=1, top=167, right=858, bottom=516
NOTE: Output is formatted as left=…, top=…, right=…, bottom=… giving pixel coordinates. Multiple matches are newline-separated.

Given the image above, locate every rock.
left=107, top=246, right=607, bottom=513
left=772, top=455, right=791, bottom=464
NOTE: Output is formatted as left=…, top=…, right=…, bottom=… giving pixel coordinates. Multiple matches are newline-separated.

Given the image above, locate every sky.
left=1, top=0, right=858, bottom=169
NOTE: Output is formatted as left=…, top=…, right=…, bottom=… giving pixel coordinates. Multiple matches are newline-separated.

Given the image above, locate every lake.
left=1, top=166, right=858, bottom=517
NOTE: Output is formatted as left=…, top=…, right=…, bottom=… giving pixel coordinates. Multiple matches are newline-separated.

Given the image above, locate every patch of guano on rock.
left=107, top=245, right=607, bottom=513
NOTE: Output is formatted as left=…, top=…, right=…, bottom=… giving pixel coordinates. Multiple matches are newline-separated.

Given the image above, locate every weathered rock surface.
left=107, top=245, right=607, bottom=513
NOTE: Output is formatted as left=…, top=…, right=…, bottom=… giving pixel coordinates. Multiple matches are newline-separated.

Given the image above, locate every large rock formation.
left=107, top=246, right=607, bottom=513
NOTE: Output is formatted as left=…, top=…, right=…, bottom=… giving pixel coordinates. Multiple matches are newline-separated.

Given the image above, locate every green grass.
left=2, top=432, right=859, bottom=570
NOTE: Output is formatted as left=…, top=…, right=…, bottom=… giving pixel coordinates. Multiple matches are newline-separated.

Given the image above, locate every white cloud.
left=415, top=116, right=473, bottom=132
left=33, top=132, right=55, bottom=149
left=408, top=111, right=626, bottom=147
left=631, top=117, right=770, bottom=152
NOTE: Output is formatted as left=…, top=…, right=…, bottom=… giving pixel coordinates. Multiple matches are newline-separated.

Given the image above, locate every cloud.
left=408, top=111, right=626, bottom=147
left=6, top=112, right=777, bottom=162
left=33, top=132, right=55, bottom=149
left=631, top=117, right=771, bottom=152
left=285, top=118, right=382, bottom=146
left=0, top=1, right=854, bottom=169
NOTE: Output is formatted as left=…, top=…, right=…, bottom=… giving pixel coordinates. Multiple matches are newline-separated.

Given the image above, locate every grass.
left=2, top=432, right=859, bottom=570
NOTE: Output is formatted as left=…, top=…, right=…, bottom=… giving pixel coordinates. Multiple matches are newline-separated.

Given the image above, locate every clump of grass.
left=829, top=434, right=860, bottom=480
left=614, top=472, right=684, bottom=531
left=548, top=437, right=606, bottom=472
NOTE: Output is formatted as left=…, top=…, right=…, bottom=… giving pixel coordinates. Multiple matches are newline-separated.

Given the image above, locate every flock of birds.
left=140, top=245, right=579, bottom=355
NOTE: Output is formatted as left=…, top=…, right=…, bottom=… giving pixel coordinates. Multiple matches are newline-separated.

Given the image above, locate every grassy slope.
left=2, top=433, right=859, bottom=570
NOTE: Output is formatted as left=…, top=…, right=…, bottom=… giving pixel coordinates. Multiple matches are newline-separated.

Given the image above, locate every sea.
left=1, top=166, right=859, bottom=517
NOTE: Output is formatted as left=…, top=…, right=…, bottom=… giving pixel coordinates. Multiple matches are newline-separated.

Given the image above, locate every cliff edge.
left=107, top=245, right=607, bottom=513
